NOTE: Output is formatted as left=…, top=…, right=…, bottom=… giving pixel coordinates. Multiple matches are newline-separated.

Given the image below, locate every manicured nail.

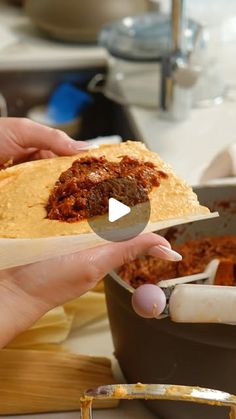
left=79, top=144, right=99, bottom=150
left=70, top=141, right=99, bottom=151
left=147, top=245, right=182, bottom=261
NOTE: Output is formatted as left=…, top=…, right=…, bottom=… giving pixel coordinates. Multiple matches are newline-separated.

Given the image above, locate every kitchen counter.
left=0, top=1, right=108, bottom=70
left=128, top=100, right=236, bottom=185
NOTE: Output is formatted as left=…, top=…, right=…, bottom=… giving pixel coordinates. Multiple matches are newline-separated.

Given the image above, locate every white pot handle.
left=169, top=284, right=236, bottom=324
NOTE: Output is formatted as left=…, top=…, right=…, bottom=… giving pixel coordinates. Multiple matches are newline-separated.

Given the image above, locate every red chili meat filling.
left=118, top=235, right=236, bottom=288
left=46, top=156, right=168, bottom=222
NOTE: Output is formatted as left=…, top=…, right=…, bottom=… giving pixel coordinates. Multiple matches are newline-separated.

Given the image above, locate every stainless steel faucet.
left=0, top=93, right=7, bottom=117
left=160, top=0, right=200, bottom=121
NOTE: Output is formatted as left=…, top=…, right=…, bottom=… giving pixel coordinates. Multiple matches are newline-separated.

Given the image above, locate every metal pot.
left=24, top=0, right=153, bottom=43
left=105, top=183, right=236, bottom=419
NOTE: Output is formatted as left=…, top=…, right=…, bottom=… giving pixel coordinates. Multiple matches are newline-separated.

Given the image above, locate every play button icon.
left=88, top=177, right=151, bottom=242
left=108, top=198, right=131, bottom=223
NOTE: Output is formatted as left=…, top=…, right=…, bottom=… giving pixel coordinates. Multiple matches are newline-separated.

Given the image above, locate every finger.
left=12, top=118, right=89, bottom=156
left=80, top=233, right=181, bottom=285
left=29, top=150, right=57, bottom=160
left=14, top=233, right=178, bottom=307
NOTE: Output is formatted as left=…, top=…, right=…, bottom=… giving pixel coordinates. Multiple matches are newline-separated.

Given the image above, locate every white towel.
left=200, top=142, right=236, bottom=183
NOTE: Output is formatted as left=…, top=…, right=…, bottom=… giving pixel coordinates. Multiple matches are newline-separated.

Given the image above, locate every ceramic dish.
left=24, top=0, right=151, bottom=43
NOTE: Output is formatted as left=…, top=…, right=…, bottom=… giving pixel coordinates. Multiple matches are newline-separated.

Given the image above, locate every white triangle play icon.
left=108, top=198, right=131, bottom=223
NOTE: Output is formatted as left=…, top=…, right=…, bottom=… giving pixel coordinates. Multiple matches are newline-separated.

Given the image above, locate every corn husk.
left=64, top=292, right=107, bottom=331
left=7, top=306, right=72, bottom=349
left=92, top=280, right=104, bottom=293
left=18, top=343, right=66, bottom=351
left=7, top=290, right=107, bottom=349
left=0, top=212, right=218, bottom=270
left=0, top=349, right=117, bottom=414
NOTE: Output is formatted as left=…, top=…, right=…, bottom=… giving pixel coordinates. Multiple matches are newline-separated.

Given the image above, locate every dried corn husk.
left=0, top=349, right=117, bottom=414
left=93, top=280, right=104, bottom=293
left=7, top=291, right=107, bottom=349
left=18, top=343, right=66, bottom=351
left=64, top=292, right=107, bottom=330
left=7, top=306, right=72, bottom=349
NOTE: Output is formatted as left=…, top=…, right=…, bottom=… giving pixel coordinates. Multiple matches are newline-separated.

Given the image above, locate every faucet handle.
left=160, top=54, right=201, bottom=121
left=173, top=59, right=201, bottom=88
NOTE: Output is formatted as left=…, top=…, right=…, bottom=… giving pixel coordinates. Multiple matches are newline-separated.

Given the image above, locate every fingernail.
left=79, top=144, right=99, bottom=150
left=147, top=245, right=182, bottom=261
left=71, top=141, right=99, bottom=151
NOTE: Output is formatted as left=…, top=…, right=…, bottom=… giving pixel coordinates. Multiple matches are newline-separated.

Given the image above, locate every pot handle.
left=88, top=73, right=130, bottom=106
left=87, top=73, right=106, bottom=94
left=169, top=283, right=236, bottom=324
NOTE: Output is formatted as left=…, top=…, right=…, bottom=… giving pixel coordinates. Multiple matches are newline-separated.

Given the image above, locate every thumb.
left=23, top=233, right=179, bottom=307
left=81, top=232, right=181, bottom=288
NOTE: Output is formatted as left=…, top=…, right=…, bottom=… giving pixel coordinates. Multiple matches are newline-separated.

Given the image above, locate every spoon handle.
left=158, top=272, right=208, bottom=288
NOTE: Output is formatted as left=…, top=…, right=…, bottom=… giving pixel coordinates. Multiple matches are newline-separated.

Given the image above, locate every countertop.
left=128, top=100, right=236, bottom=185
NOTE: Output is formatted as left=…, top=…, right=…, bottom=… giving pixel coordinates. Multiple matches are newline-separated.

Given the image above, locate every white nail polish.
left=148, top=245, right=182, bottom=262
left=78, top=144, right=99, bottom=150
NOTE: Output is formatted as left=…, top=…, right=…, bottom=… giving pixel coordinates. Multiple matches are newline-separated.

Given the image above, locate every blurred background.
left=1, top=0, right=236, bottom=184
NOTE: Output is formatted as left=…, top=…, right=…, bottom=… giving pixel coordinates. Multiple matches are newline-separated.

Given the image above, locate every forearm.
left=0, top=276, right=49, bottom=348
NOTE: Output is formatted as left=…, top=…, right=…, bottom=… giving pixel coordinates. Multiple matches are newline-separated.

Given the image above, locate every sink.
left=0, top=67, right=136, bottom=140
